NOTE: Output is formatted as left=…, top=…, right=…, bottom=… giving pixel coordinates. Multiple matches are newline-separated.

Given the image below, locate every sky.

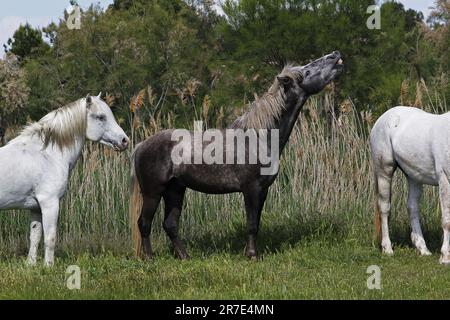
left=0, top=0, right=437, bottom=50
left=0, top=0, right=115, bottom=49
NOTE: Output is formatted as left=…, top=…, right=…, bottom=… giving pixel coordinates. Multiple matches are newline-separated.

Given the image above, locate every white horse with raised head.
left=0, top=94, right=129, bottom=266
left=371, top=106, right=450, bottom=264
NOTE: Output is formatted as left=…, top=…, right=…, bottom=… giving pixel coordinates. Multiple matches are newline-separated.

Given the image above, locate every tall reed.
left=0, top=94, right=445, bottom=258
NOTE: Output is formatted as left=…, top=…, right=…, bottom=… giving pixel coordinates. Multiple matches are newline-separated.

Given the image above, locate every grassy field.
left=0, top=96, right=449, bottom=299
left=1, top=240, right=450, bottom=299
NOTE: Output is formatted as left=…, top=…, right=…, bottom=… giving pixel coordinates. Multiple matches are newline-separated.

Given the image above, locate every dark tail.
left=129, top=143, right=143, bottom=257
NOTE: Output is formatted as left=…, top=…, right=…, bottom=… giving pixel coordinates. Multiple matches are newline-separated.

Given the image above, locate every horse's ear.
left=277, top=76, right=293, bottom=90
left=97, top=92, right=102, bottom=99
left=86, top=94, right=92, bottom=108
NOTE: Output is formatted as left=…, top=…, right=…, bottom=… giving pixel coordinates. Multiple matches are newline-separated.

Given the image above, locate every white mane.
left=14, top=99, right=87, bottom=150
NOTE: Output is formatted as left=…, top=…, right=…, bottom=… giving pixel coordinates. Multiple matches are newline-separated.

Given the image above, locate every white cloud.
left=0, top=15, right=53, bottom=51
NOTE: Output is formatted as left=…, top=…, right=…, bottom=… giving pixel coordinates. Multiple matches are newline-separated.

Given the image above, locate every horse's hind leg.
left=26, top=210, right=42, bottom=265
left=162, top=181, right=188, bottom=260
left=375, top=164, right=396, bottom=255
left=407, top=179, right=431, bottom=256
left=438, top=174, right=450, bottom=265
left=243, top=185, right=268, bottom=259
left=138, top=194, right=161, bottom=258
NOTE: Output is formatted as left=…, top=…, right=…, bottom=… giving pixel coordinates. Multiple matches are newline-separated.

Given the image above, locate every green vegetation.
left=0, top=0, right=448, bottom=299
left=0, top=96, right=449, bottom=299
left=2, top=243, right=450, bottom=299
left=1, top=0, right=449, bottom=130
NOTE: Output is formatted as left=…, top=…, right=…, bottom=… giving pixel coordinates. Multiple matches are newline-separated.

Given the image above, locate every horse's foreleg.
left=39, top=198, right=60, bottom=267
left=162, top=184, right=188, bottom=260
left=138, top=195, right=161, bottom=259
left=438, top=174, right=450, bottom=265
left=407, top=179, right=431, bottom=256
left=26, top=210, right=42, bottom=265
left=243, top=186, right=268, bottom=259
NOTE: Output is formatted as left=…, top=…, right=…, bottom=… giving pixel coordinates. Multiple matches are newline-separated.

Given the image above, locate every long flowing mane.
left=230, top=65, right=301, bottom=129
left=14, top=99, right=87, bottom=149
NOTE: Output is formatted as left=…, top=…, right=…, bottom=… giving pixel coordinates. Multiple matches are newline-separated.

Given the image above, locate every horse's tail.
left=130, top=142, right=143, bottom=257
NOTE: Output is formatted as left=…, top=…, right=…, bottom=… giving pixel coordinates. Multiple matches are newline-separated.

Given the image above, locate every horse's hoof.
left=244, top=244, right=257, bottom=257
left=381, top=240, right=393, bottom=255
left=439, top=255, right=450, bottom=265
left=245, top=251, right=257, bottom=258
left=178, top=253, right=190, bottom=261
left=26, top=258, right=37, bottom=266
left=140, top=252, right=153, bottom=261
left=419, top=249, right=432, bottom=256
left=173, top=247, right=189, bottom=260
left=245, top=249, right=258, bottom=260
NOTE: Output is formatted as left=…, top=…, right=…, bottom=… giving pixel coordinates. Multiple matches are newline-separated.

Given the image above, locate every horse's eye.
left=96, top=114, right=106, bottom=121
left=305, top=71, right=310, bottom=77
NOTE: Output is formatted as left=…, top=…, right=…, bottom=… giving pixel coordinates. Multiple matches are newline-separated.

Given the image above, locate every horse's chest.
left=0, top=158, right=68, bottom=210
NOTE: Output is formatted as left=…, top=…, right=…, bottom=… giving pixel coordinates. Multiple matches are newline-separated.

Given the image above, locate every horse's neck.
left=276, top=94, right=308, bottom=152
left=48, top=137, right=86, bottom=173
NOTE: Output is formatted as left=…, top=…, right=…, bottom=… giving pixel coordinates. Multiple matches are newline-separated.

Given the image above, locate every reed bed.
left=0, top=95, right=446, bottom=258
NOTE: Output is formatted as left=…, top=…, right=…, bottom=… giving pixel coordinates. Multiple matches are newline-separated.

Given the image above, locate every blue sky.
left=0, top=0, right=437, bottom=49
left=0, top=0, right=114, bottom=48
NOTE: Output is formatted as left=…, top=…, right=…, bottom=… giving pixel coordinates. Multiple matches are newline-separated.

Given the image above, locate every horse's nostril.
left=327, top=51, right=340, bottom=60
left=122, top=137, right=129, bottom=145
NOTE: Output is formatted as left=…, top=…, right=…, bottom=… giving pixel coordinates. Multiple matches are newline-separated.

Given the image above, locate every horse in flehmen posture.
left=130, top=52, right=344, bottom=260
left=372, top=106, right=450, bottom=264
left=0, top=94, right=129, bottom=266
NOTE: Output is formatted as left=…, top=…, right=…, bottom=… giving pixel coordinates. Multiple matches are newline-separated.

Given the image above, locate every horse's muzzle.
left=114, top=136, right=130, bottom=151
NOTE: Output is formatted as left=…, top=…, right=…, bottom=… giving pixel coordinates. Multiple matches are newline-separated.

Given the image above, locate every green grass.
left=1, top=208, right=449, bottom=300
left=1, top=238, right=450, bottom=299
left=1, top=98, right=449, bottom=299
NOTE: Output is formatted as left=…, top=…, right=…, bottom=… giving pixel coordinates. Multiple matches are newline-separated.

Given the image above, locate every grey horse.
left=130, top=51, right=344, bottom=260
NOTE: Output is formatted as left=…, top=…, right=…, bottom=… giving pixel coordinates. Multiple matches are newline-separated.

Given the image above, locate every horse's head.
left=85, top=94, right=129, bottom=151
left=277, top=51, right=344, bottom=98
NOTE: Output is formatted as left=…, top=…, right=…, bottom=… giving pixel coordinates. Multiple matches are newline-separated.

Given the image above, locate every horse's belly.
left=175, top=164, right=241, bottom=194
left=0, top=194, right=39, bottom=210
left=395, top=153, right=438, bottom=185
left=179, top=175, right=240, bottom=194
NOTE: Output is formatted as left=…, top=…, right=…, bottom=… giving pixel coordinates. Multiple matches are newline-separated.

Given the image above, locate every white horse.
left=0, top=94, right=129, bottom=266
left=371, top=106, right=450, bottom=264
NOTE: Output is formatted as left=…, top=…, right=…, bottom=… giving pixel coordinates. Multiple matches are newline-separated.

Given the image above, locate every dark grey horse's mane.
left=230, top=64, right=302, bottom=129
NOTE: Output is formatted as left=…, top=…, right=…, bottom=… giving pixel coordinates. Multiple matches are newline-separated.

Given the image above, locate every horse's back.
left=371, top=106, right=438, bottom=146
left=371, top=106, right=445, bottom=185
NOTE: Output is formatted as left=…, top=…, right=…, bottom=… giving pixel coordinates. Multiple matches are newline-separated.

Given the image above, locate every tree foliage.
left=2, top=0, right=448, bottom=130
left=0, top=54, right=30, bottom=142
left=4, top=23, right=49, bottom=61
